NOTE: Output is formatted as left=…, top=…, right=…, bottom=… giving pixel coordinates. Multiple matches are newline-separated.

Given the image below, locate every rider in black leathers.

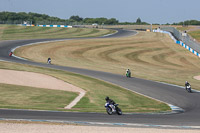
left=185, top=81, right=190, bottom=90
left=105, top=96, right=116, bottom=105
left=47, top=57, right=51, bottom=64
left=105, top=96, right=122, bottom=115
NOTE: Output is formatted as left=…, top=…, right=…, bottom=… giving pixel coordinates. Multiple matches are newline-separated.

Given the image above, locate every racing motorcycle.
left=126, top=72, right=131, bottom=78
left=47, top=60, right=51, bottom=64
left=186, top=84, right=192, bottom=93
left=9, top=52, right=13, bottom=57
left=105, top=103, right=122, bottom=115
left=47, top=58, right=51, bottom=64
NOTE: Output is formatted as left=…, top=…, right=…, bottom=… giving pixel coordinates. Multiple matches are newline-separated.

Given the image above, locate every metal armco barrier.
left=161, top=27, right=200, bottom=54
left=153, top=27, right=200, bottom=58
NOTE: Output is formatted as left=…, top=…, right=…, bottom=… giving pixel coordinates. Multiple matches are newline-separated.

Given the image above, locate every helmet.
left=185, top=81, right=188, bottom=84
left=105, top=96, right=109, bottom=101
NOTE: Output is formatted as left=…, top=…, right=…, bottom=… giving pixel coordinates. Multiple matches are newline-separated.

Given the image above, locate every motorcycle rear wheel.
left=187, top=89, right=192, bottom=93
left=116, top=108, right=122, bottom=115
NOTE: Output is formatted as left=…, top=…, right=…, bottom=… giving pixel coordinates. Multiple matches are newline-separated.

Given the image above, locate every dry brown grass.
left=0, top=26, right=6, bottom=39
left=15, top=31, right=200, bottom=90
left=0, top=25, right=115, bottom=40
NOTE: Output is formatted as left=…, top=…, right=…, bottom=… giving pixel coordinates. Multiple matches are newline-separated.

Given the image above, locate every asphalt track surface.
left=0, top=29, right=200, bottom=128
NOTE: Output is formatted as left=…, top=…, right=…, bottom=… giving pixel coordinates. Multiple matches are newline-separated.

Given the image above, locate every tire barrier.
left=153, top=28, right=200, bottom=58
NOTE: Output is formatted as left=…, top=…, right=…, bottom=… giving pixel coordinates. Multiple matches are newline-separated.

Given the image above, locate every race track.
left=0, top=29, right=200, bottom=128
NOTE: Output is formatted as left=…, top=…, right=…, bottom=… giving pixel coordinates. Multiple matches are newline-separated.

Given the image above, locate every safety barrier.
left=20, top=24, right=35, bottom=26
left=153, top=29, right=200, bottom=58
left=20, top=24, right=72, bottom=28
left=37, top=25, right=72, bottom=28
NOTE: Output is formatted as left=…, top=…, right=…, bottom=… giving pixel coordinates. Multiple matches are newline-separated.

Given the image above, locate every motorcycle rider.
left=9, top=52, right=13, bottom=57
left=185, top=81, right=190, bottom=90
left=126, top=69, right=131, bottom=77
left=47, top=57, right=51, bottom=64
left=105, top=96, right=116, bottom=111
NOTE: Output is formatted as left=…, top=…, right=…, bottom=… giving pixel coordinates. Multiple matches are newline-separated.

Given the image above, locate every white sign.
left=182, top=33, right=187, bottom=37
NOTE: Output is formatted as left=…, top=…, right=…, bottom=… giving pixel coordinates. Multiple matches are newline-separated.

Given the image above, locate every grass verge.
left=0, top=61, right=170, bottom=113
left=0, top=25, right=115, bottom=40
left=177, top=26, right=200, bottom=42
left=189, top=30, right=200, bottom=42
left=0, top=83, right=77, bottom=110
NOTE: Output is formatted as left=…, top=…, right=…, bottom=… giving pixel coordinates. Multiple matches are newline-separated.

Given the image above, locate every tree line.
left=0, top=12, right=67, bottom=25
left=1, top=11, right=200, bottom=26
left=0, top=11, right=149, bottom=25
left=172, top=20, right=200, bottom=26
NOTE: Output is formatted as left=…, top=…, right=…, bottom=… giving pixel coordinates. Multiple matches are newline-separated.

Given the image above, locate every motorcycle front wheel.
left=106, top=107, right=112, bottom=115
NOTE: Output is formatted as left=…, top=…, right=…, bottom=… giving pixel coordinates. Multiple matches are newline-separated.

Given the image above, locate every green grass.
left=176, top=27, right=193, bottom=31
left=0, top=61, right=170, bottom=113
left=189, top=31, right=200, bottom=42
left=176, top=26, right=200, bottom=42
left=0, top=83, right=77, bottom=110
left=0, top=25, right=115, bottom=40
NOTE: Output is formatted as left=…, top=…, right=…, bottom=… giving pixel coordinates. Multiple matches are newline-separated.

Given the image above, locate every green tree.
left=69, top=15, right=83, bottom=22
left=105, top=18, right=119, bottom=25
left=83, top=18, right=93, bottom=24
left=136, top=17, right=142, bottom=24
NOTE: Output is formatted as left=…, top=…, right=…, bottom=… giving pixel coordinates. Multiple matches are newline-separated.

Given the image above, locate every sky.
left=0, top=0, right=199, bottom=24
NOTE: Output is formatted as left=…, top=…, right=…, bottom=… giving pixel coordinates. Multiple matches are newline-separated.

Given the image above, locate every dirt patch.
left=194, top=75, right=200, bottom=80
left=0, top=69, right=86, bottom=109
left=0, top=122, right=199, bottom=133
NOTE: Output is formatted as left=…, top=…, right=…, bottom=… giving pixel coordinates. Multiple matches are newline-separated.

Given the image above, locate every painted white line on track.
left=103, top=33, right=115, bottom=37
left=103, top=30, right=119, bottom=37
left=0, top=59, right=7, bottom=62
